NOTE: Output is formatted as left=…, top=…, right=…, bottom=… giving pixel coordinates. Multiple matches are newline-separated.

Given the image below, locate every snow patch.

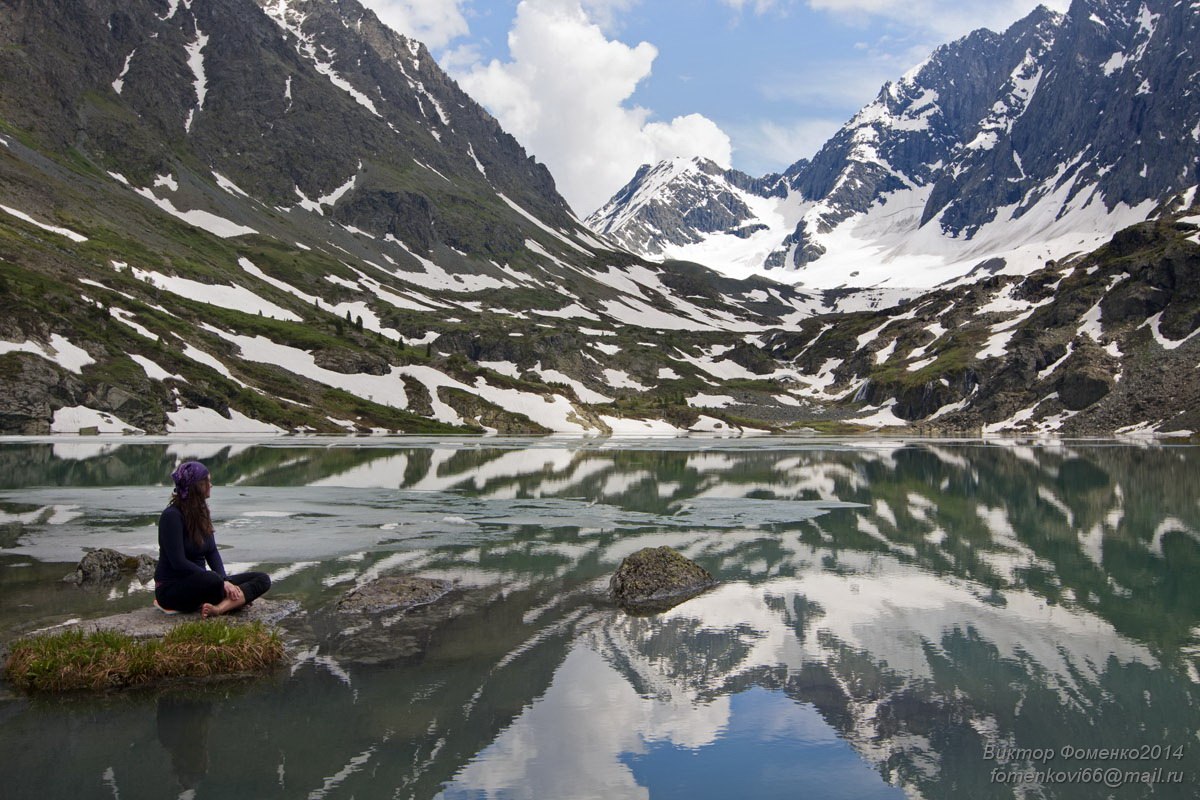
left=533, top=365, right=612, bottom=404
left=167, top=406, right=283, bottom=434
left=205, top=326, right=594, bottom=432
left=130, top=354, right=185, bottom=382
left=499, top=194, right=592, bottom=256
left=602, top=369, right=648, bottom=391
left=0, top=205, right=87, bottom=242
left=687, top=394, right=737, bottom=408
left=467, top=144, right=487, bottom=177
left=383, top=236, right=515, bottom=293
left=294, top=171, right=357, bottom=215
left=133, top=188, right=256, bottom=238
left=130, top=266, right=299, bottom=321
left=598, top=416, right=682, bottom=435
left=849, top=401, right=907, bottom=428
left=533, top=303, right=601, bottom=322
left=113, top=50, right=135, bottom=94
left=178, top=341, right=247, bottom=387
left=52, top=407, right=142, bottom=434
left=109, top=308, right=159, bottom=341
left=0, top=334, right=94, bottom=374
left=213, top=172, right=250, bottom=198
left=1143, top=312, right=1200, bottom=350
left=183, top=28, right=209, bottom=132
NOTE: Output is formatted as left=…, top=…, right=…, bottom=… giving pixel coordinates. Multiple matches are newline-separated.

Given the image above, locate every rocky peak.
left=586, top=156, right=767, bottom=255
left=586, top=0, right=1197, bottom=288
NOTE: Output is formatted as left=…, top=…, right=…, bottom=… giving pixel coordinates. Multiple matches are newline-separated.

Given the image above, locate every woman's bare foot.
left=201, top=597, right=245, bottom=617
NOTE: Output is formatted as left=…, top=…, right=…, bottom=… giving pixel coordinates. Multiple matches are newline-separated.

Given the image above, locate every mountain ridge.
left=1, top=0, right=1198, bottom=438
left=587, top=0, right=1199, bottom=290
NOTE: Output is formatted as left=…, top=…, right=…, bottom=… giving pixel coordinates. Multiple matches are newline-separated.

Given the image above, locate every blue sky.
left=359, top=0, right=1068, bottom=215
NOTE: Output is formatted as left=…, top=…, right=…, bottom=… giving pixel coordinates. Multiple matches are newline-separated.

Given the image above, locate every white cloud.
left=645, top=114, right=732, bottom=168
left=721, top=0, right=790, bottom=13
left=452, top=0, right=733, bottom=215
left=359, top=0, right=469, bottom=50
left=580, top=0, right=642, bottom=32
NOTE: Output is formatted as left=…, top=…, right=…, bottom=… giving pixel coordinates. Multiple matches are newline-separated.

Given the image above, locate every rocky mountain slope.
left=0, top=0, right=827, bottom=436
left=0, top=0, right=1197, bottom=437
left=756, top=196, right=1200, bottom=436
left=588, top=0, right=1200, bottom=289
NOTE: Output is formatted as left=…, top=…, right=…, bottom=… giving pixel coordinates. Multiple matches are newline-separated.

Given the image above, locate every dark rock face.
left=610, top=546, right=717, bottom=613
left=312, top=348, right=391, bottom=376
left=336, top=576, right=452, bottom=615
left=0, top=354, right=84, bottom=435
left=63, top=548, right=156, bottom=585
left=1058, top=367, right=1114, bottom=410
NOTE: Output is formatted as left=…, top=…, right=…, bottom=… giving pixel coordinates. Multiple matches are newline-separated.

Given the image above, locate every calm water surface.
left=1, top=436, right=1198, bottom=799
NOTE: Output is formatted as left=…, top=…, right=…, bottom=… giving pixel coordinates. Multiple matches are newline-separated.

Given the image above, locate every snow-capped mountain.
left=0, top=0, right=826, bottom=436
left=588, top=0, right=1200, bottom=289
left=1, top=0, right=1197, bottom=437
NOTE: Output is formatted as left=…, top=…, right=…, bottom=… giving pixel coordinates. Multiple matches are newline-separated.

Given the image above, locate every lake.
left=1, top=436, right=1198, bottom=799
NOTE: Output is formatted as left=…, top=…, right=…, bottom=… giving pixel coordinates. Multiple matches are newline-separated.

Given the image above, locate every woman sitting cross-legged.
left=154, top=461, right=271, bottom=618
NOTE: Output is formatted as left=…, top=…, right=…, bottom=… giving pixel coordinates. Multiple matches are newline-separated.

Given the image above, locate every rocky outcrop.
left=37, top=598, right=300, bottom=640
left=0, top=354, right=84, bottom=435
left=63, top=548, right=156, bottom=585
left=1057, top=366, right=1114, bottom=410
left=610, top=546, right=717, bottom=613
left=312, top=348, right=391, bottom=376
left=336, top=576, right=452, bottom=614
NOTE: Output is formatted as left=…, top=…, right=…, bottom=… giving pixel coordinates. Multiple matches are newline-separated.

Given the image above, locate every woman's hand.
left=223, top=581, right=245, bottom=603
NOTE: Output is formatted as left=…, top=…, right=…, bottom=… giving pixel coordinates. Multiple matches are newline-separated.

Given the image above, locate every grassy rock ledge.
left=4, top=620, right=285, bottom=693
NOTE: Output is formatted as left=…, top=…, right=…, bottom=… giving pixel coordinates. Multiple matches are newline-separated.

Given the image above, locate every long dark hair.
left=170, top=489, right=213, bottom=549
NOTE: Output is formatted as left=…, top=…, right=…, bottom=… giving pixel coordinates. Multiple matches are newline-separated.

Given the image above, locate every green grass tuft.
left=3, top=620, right=285, bottom=692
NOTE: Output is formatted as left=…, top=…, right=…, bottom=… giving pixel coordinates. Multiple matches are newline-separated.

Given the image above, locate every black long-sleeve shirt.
left=154, top=505, right=226, bottom=583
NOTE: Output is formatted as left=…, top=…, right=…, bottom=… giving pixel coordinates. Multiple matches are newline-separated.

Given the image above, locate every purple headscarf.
left=171, top=461, right=210, bottom=500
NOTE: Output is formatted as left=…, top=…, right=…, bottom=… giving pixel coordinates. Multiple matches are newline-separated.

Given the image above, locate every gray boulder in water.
left=63, top=548, right=156, bottom=585
left=610, top=546, right=717, bottom=613
left=337, top=576, right=453, bottom=614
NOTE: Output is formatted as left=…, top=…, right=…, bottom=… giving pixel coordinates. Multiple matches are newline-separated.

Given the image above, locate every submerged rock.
left=610, top=546, right=717, bottom=613
left=312, top=576, right=466, bottom=665
left=337, top=576, right=453, bottom=615
left=63, top=548, right=156, bottom=585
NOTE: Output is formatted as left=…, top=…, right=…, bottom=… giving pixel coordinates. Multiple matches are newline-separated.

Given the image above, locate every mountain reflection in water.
left=0, top=438, right=1197, bottom=799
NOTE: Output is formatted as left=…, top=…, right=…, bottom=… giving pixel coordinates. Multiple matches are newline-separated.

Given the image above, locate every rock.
left=610, top=546, right=717, bottom=613
left=63, top=548, right=157, bottom=585
left=0, top=353, right=85, bottom=435
left=1057, top=367, right=1114, bottom=410
left=337, top=576, right=453, bottom=615
left=312, top=348, right=391, bottom=376
left=37, top=598, right=301, bottom=640
left=313, top=577, right=471, bottom=665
